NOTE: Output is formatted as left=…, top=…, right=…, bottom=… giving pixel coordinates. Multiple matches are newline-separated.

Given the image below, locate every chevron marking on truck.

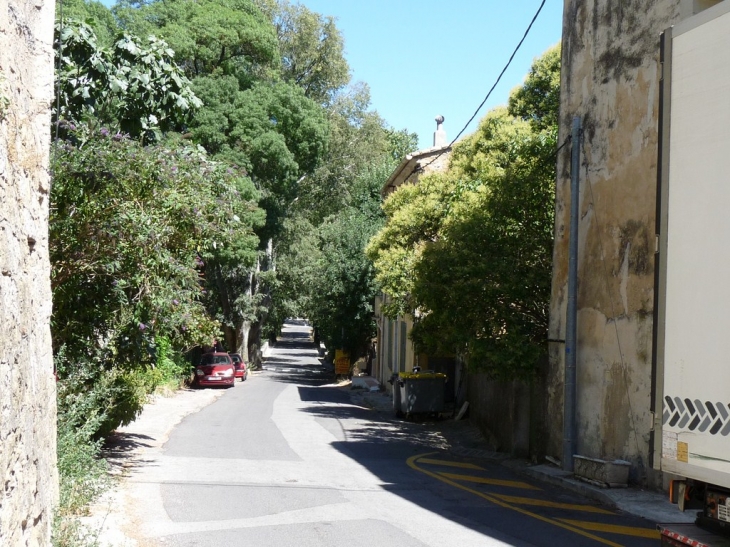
left=663, top=396, right=730, bottom=435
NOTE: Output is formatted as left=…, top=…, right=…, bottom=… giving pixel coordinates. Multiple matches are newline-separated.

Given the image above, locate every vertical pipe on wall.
left=563, top=116, right=582, bottom=472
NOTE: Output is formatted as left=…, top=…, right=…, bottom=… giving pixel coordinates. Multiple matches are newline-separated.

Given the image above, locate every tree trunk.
left=248, top=320, right=262, bottom=369
left=238, top=319, right=251, bottom=362
left=223, top=325, right=236, bottom=353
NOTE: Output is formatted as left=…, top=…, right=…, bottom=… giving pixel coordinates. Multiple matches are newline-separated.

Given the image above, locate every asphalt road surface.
left=120, top=320, right=660, bottom=547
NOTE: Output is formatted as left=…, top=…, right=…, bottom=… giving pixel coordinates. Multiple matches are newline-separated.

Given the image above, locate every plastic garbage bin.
left=398, top=371, right=446, bottom=417
left=389, top=373, right=404, bottom=417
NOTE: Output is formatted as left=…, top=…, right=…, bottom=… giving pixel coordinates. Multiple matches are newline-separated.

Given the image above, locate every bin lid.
left=399, top=371, right=447, bottom=380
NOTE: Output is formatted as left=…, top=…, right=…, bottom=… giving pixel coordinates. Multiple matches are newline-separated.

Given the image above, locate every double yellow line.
left=407, top=453, right=658, bottom=546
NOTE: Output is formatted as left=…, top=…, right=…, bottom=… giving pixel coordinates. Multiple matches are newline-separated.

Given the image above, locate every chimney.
left=433, top=115, right=446, bottom=147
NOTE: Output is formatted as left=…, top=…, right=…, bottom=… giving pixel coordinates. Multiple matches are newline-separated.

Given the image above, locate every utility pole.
left=563, top=116, right=581, bottom=472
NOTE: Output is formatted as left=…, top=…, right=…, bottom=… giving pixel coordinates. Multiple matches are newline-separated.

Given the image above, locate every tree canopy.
left=367, top=45, right=561, bottom=380
left=55, top=19, right=202, bottom=143
left=257, top=0, right=350, bottom=105
left=114, top=0, right=280, bottom=78
left=51, top=131, right=261, bottom=359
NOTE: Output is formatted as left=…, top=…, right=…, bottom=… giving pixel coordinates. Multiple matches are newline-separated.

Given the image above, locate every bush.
left=53, top=350, right=111, bottom=547
left=149, top=336, right=191, bottom=393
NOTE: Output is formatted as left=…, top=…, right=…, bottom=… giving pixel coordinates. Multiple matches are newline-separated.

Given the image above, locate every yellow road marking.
left=417, top=458, right=486, bottom=470
left=491, top=494, right=614, bottom=514
left=557, top=519, right=661, bottom=539
left=438, top=472, right=539, bottom=490
left=408, top=453, right=624, bottom=547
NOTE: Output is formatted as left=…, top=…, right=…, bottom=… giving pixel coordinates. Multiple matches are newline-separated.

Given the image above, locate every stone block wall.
left=0, top=1, right=57, bottom=545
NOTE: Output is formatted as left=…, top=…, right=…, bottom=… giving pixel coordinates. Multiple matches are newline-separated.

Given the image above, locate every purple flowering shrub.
left=50, top=130, right=263, bottom=418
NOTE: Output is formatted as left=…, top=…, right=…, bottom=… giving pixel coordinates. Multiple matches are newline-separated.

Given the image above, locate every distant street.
left=117, top=320, right=660, bottom=547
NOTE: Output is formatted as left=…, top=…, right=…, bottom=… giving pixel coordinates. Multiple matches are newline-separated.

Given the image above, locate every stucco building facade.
left=547, top=0, right=724, bottom=486
left=373, top=117, right=452, bottom=391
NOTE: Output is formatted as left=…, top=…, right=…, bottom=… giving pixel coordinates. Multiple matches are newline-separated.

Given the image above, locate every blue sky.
left=99, top=0, right=563, bottom=150
left=300, top=0, right=563, bottom=149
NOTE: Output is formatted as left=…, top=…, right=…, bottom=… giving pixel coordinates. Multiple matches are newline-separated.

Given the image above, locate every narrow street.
left=110, top=320, right=661, bottom=547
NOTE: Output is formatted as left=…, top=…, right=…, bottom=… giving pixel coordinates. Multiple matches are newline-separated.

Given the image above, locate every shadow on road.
left=101, top=432, right=158, bottom=474
left=258, top=321, right=519, bottom=543
left=261, top=321, right=654, bottom=547
left=267, top=332, right=312, bottom=351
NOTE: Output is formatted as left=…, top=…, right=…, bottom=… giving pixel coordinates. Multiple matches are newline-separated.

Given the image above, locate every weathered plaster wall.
left=0, top=1, right=57, bottom=544
left=548, top=0, right=682, bottom=486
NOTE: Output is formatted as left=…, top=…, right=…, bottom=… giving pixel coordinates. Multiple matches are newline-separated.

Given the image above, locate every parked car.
left=229, top=353, right=248, bottom=381
left=193, top=352, right=235, bottom=388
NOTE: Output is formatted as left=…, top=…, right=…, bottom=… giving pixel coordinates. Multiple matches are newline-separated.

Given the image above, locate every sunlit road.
left=120, top=320, right=660, bottom=546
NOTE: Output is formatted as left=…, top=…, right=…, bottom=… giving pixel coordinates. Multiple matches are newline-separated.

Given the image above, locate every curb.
left=499, top=460, right=695, bottom=524
left=346, top=388, right=691, bottom=525
left=502, top=460, right=617, bottom=508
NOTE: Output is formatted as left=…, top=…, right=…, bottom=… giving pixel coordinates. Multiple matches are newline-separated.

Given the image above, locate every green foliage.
left=55, top=19, right=202, bottom=143
left=230, top=81, right=327, bottom=193
left=57, top=0, right=120, bottom=48
left=306, top=208, right=383, bottom=355
left=294, top=83, right=417, bottom=224
left=189, top=76, right=328, bottom=245
left=56, top=383, right=109, bottom=516
left=367, top=46, right=561, bottom=380
left=274, top=162, right=394, bottom=356
left=114, top=0, right=280, bottom=79
left=53, top=346, right=111, bottom=546
left=258, top=0, right=350, bottom=105
left=412, top=110, right=557, bottom=377
left=148, top=336, right=192, bottom=391
left=51, top=130, right=261, bottom=370
left=269, top=215, right=320, bottom=322
left=366, top=170, right=457, bottom=317
left=508, top=44, right=561, bottom=132
left=271, top=78, right=416, bottom=356
left=0, top=70, right=9, bottom=120
left=187, top=76, right=327, bottom=337
left=113, top=0, right=339, bottom=358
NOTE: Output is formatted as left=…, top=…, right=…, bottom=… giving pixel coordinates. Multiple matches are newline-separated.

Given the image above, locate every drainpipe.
left=563, top=116, right=581, bottom=472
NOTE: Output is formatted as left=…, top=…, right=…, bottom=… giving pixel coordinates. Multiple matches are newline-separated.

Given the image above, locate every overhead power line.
left=450, top=0, right=548, bottom=145
left=419, top=0, right=548, bottom=173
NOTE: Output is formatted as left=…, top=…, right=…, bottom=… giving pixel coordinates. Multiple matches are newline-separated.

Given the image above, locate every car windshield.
left=230, top=354, right=241, bottom=363
left=200, top=355, right=231, bottom=365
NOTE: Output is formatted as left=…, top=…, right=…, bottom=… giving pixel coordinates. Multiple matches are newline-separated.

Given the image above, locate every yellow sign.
left=677, top=441, right=689, bottom=463
left=334, top=350, right=350, bottom=375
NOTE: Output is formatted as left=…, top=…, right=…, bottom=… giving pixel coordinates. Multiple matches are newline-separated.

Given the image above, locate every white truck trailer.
left=654, top=2, right=730, bottom=544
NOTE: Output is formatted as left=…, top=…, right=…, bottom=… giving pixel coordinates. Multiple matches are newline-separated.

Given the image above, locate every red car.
left=194, top=352, right=235, bottom=388
left=229, top=353, right=248, bottom=381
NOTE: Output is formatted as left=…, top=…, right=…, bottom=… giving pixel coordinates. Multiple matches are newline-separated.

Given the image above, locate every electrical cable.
left=415, top=0, right=548, bottom=175
left=448, top=0, right=548, bottom=147
left=554, top=135, right=571, bottom=156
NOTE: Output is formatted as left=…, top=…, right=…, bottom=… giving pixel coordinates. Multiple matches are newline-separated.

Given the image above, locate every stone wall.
left=0, top=1, right=57, bottom=545
left=547, top=0, right=686, bottom=487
